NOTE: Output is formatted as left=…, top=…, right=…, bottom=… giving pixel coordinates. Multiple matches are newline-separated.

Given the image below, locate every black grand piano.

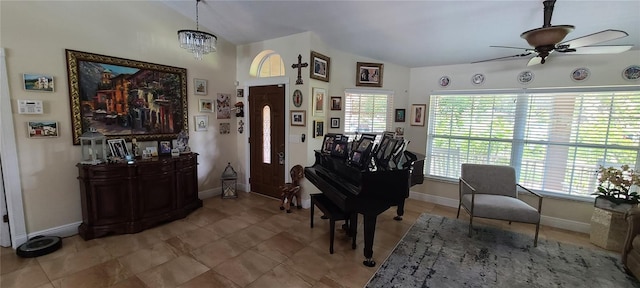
left=305, top=133, right=424, bottom=267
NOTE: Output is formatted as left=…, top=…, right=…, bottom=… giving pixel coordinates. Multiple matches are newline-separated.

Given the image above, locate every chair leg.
left=456, top=203, right=461, bottom=219
left=468, top=215, right=473, bottom=237
left=534, top=222, right=540, bottom=247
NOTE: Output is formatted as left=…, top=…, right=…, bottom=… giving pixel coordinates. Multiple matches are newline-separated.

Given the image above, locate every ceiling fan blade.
left=472, top=52, right=533, bottom=64
left=490, top=45, right=535, bottom=51
left=559, top=29, right=628, bottom=49
left=566, top=45, right=633, bottom=54
left=527, top=56, right=543, bottom=66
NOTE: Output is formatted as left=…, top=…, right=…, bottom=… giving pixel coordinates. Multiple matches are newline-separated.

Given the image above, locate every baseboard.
left=24, top=221, right=82, bottom=242
left=409, top=191, right=591, bottom=234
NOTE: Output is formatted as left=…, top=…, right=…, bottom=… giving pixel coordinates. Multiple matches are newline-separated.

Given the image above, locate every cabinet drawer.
left=176, top=155, right=197, bottom=169
left=137, top=160, right=174, bottom=175
left=82, top=164, right=130, bottom=179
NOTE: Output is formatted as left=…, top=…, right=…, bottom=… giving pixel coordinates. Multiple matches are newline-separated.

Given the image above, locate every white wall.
left=236, top=32, right=411, bottom=203
left=1, top=1, right=237, bottom=236
left=406, top=50, right=640, bottom=232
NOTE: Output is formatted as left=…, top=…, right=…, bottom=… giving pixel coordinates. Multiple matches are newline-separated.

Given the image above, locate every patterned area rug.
left=367, top=213, right=640, bottom=288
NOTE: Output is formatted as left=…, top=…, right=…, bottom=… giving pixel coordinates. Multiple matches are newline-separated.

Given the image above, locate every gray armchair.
left=457, top=164, right=543, bottom=246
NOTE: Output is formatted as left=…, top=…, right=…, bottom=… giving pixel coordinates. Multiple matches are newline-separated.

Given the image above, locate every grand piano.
left=305, top=133, right=424, bottom=267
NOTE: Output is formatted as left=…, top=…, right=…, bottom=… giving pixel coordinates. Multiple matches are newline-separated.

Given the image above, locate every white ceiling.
left=162, top=0, right=640, bottom=68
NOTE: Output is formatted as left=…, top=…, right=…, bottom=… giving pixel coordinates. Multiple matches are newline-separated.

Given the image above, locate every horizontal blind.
left=344, top=90, right=393, bottom=138
left=427, top=88, right=640, bottom=198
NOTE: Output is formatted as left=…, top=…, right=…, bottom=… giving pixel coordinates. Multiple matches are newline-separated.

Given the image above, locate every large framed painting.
left=66, top=49, right=188, bottom=145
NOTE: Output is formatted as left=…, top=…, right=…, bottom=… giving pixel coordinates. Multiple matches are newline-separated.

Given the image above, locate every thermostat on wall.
left=17, top=99, right=43, bottom=114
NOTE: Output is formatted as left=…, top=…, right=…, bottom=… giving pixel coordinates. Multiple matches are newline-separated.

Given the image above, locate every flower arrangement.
left=592, top=165, right=640, bottom=205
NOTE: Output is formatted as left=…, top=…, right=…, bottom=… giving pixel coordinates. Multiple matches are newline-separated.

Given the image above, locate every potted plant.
left=590, top=165, right=640, bottom=251
left=592, top=165, right=640, bottom=212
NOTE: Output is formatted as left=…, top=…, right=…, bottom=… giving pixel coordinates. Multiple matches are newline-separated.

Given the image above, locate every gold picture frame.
left=66, top=49, right=188, bottom=145
left=310, top=51, right=330, bottom=82
left=356, top=62, right=384, bottom=87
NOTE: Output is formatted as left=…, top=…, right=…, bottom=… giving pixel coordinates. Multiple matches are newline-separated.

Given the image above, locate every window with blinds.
left=426, top=88, right=640, bottom=199
left=344, top=89, right=394, bottom=139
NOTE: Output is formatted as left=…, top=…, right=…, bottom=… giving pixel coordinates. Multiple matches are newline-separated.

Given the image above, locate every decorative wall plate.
left=439, top=76, right=450, bottom=87
left=293, top=89, right=303, bottom=107
left=517, top=70, right=534, bottom=84
left=622, top=65, right=640, bottom=81
left=571, top=67, right=590, bottom=82
left=471, top=73, right=485, bottom=85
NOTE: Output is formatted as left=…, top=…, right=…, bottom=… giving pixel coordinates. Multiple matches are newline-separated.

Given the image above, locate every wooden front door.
left=249, top=85, right=286, bottom=199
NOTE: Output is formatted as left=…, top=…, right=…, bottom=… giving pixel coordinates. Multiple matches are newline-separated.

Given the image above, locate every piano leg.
left=393, top=199, right=405, bottom=221
left=362, top=213, right=378, bottom=267
left=350, top=213, right=357, bottom=249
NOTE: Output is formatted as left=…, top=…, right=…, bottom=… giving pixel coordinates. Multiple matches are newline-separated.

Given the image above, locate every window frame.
left=425, top=86, right=640, bottom=201
left=343, top=89, right=394, bottom=140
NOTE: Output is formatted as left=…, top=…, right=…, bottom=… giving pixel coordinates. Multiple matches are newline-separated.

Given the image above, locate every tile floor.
left=1, top=192, right=601, bottom=288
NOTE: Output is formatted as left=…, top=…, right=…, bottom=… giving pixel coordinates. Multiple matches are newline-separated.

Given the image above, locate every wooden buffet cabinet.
left=76, top=153, right=202, bottom=240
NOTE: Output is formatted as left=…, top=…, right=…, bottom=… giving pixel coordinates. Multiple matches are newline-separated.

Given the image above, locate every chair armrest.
left=623, top=207, right=640, bottom=264
left=517, top=184, right=543, bottom=213
left=459, top=177, right=476, bottom=194
left=517, top=184, right=543, bottom=198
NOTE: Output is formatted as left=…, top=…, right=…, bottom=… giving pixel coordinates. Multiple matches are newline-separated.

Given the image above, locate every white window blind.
left=344, top=89, right=393, bottom=139
left=427, top=88, right=640, bottom=198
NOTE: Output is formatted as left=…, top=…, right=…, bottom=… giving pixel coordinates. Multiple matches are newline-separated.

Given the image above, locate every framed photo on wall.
left=395, top=109, right=406, bottom=122
left=194, top=78, right=207, bottom=95
left=291, top=110, right=306, bottom=126
left=330, top=117, right=340, bottom=128
left=331, top=96, right=341, bottom=110
left=313, top=120, right=324, bottom=138
left=410, top=104, right=426, bottom=126
left=194, top=115, right=208, bottom=131
left=310, top=51, right=330, bottom=82
left=312, top=87, right=326, bottom=117
left=23, top=73, right=54, bottom=92
left=27, top=121, right=58, bottom=138
left=356, top=62, right=384, bottom=87
left=199, top=99, right=213, bottom=112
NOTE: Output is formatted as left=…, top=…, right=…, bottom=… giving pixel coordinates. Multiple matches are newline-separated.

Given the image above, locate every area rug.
left=366, top=213, right=640, bottom=288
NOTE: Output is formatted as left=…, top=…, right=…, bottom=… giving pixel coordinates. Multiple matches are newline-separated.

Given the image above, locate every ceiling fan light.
left=521, top=25, right=575, bottom=47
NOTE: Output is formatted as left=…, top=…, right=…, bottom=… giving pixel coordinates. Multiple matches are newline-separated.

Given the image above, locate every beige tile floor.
left=1, top=192, right=601, bottom=288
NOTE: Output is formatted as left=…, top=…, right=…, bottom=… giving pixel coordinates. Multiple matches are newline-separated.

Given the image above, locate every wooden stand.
left=76, top=153, right=202, bottom=240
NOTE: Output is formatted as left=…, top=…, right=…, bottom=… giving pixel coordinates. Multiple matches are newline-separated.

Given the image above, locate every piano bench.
left=310, top=193, right=350, bottom=254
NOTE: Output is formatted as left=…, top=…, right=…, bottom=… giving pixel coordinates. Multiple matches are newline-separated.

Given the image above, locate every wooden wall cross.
left=291, top=54, right=308, bottom=85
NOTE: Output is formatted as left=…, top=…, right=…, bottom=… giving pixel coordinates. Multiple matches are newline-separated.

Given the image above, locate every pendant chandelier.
left=177, top=0, right=217, bottom=60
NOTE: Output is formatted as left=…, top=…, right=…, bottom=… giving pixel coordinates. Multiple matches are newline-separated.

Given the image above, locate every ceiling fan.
left=475, top=0, right=633, bottom=66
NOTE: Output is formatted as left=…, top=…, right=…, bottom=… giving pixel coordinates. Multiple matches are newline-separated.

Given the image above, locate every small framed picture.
left=158, top=140, right=172, bottom=155
left=220, top=123, right=231, bottom=134
left=312, top=87, right=326, bottom=117
left=236, top=88, right=244, bottom=98
left=194, top=115, right=208, bottom=131
left=108, top=138, right=129, bottom=159
left=395, top=109, right=406, bottom=122
left=410, top=104, right=426, bottom=126
left=23, top=73, right=54, bottom=92
left=356, top=62, right=384, bottom=87
left=291, top=110, right=306, bottom=126
left=27, top=121, right=58, bottom=138
left=310, top=51, right=330, bottom=82
left=330, top=117, right=340, bottom=129
left=331, top=97, right=341, bottom=110
left=313, top=120, right=324, bottom=138
left=146, top=146, right=158, bottom=157
left=194, top=78, right=207, bottom=95
left=199, top=99, right=213, bottom=112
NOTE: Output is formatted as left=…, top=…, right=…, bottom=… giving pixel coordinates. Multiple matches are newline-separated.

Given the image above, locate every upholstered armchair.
left=623, top=207, right=640, bottom=279
left=457, top=164, right=543, bottom=246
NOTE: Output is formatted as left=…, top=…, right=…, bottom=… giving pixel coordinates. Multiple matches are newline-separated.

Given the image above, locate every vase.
left=590, top=196, right=635, bottom=253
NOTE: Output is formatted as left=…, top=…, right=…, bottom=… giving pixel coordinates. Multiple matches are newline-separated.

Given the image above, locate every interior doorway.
left=248, top=84, right=286, bottom=199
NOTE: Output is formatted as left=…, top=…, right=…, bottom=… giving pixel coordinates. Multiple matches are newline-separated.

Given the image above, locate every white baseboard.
left=408, top=191, right=591, bottom=234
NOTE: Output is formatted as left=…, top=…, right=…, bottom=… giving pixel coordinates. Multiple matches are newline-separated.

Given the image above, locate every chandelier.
left=177, top=0, right=217, bottom=60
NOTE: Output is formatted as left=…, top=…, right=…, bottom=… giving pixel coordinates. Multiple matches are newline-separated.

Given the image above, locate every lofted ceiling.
left=162, top=0, right=640, bottom=68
